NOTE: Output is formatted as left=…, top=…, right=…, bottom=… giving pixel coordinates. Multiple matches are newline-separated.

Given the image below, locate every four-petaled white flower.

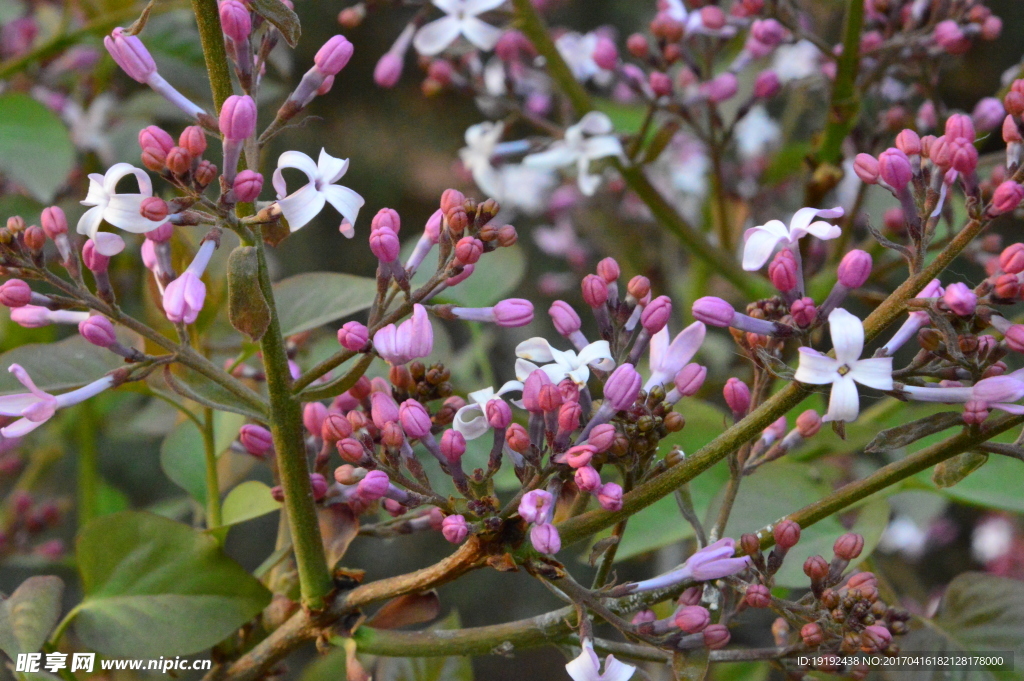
left=459, top=121, right=505, bottom=200
left=452, top=380, right=523, bottom=439
left=565, top=638, right=635, bottom=681
left=794, top=308, right=893, bottom=423
left=0, top=364, right=115, bottom=438
left=524, top=112, right=625, bottom=196
left=515, top=337, right=615, bottom=387
left=78, top=162, right=166, bottom=254
left=272, top=149, right=365, bottom=235
left=556, top=32, right=606, bottom=84
left=741, top=206, right=844, bottom=271
left=413, top=0, right=505, bottom=57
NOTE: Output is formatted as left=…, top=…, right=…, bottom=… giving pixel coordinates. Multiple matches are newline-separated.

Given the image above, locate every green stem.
left=814, top=0, right=863, bottom=167
left=253, top=236, right=332, bottom=608
left=202, top=407, right=223, bottom=529
left=191, top=0, right=235, bottom=112
left=510, top=0, right=590, bottom=117
left=75, top=401, right=99, bottom=528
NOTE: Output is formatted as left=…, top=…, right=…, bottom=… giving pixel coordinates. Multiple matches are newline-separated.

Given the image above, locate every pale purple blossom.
left=565, top=639, right=635, bottom=681
left=163, top=239, right=216, bottom=324
left=742, top=206, right=844, bottom=271
left=412, top=0, right=505, bottom=56
left=515, top=337, right=614, bottom=387
left=272, top=149, right=365, bottom=235
left=523, top=112, right=625, bottom=196
left=645, top=321, right=706, bottom=391
left=78, top=163, right=166, bottom=252
left=0, top=364, right=115, bottom=437
left=373, top=304, right=434, bottom=365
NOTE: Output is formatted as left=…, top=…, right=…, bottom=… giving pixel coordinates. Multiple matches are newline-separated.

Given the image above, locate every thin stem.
left=813, top=0, right=864, bottom=168
left=202, top=407, right=223, bottom=529
left=191, top=0, right=235, bottom=112
left=510, top=0, right=590, bottom=117
left=75, top=401, right=99, bottom=529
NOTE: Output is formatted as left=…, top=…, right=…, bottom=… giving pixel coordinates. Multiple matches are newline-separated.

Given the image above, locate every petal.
left=794, top=348, right=838, bottom=384
left=432, top=0, right=461, bottom=12
left=413, top=16, right=463, bottom=56
left=801, top=220, right=842, bottom=241
left=76, top=205, right=105, bottom=239
left=648, top=327, right=669, bottom=373
left=452, top=404, right=490, bottom=439
left=581, top=135, right=624, bottom=161
left=576, top=164, right=602, bottom=196
left=277, top=183, right=327, bottom=231
left=272, top=167, right=288, bottom=198
left=576, top=111, right=615, bottom=135
left=0, top=394, right=45, bottom=416
left=515, top=337, right=557, bottom=363
left=523, top=144, right=579, bottom=170
left=277, top=150, right=320, bottom=181
left=741, top=226, right=785, bottom=270
left=316, top=149, right=349, bottom=184
left=600, top=656, right=637, bottom=681
left=849, top=357, right=894, bottom=390
left=566, top=365, right=590, bottom=386
left=8, top=364, right=50, bottom=400
left=103, top=162, right=152, bottom=196
left=82, top=175, right=109, bottom=207
left=494, top=380, right=524, bottom=397
left=541, top=363, right=571, bottom=383
left=1, top=417, right=46, bottom=438
left=515, top=358, right=540, bottom=381
left=824, top=375, right=860, bottom=423
left=663, top=321, right=706, bottom=370
left=576, top=340, right=613, bottom=368
left=92, top=232, right=126, bottom=256
left=460, top=17, right=503, bottom=51
left=565, top=643, right=601, bottom=681
left=321, top=184, right=366, bottom=229
left=788, top=206, right=844, bottom=239
left=992, top=403, right=1024, bottom=415
left=468, top=386, right=497, bottom=406
left=104, top=195, right=164, bottom=233
left=463, top=0, right=504, bottom=15
left=828, top=308, right=865, bottom=364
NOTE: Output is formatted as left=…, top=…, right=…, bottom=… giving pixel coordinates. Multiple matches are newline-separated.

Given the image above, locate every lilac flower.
left=623, top=538, right=750, bottom=594
left=452, top=380, right=523, bottom=439
left=741, top=206, right=844, bottom=271
left=645, top=321, right=706, bottom=391
left=515, top=337, right=614, bottom=387
left=902, top=374, right=1024, bottom=415
left=163, top=239, right=216, bottom=324
left=459, top=121, right=505, bottom=199
left=0, top=365, right=115, bottom=437
left=103, top=28, right=205, bottom=120
left=77, top=163, right=166, bottom=253
left=373, top=304, right=434, bottom=365
left=794, top=308, right=893, bottom=423
left=565, top=639, right=635, bottom=681
left=412, top=0, right=504, bottom=56
left=272, top=149, right=365, bottom=235
left=10, top=307, right=90, bottom=328
left=523, top=113, right=625, bottom=196
left=556, top=32, right=610, bottom=84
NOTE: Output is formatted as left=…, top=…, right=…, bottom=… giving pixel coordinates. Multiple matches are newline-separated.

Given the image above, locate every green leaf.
left=932, top=450, right=988, bottom=488
left=220, top=481, right=281, bottom=527
left=227, top=246, right=271, bottom=341
left=72, top=511, right=271, bottom=657
left=160, top=420, right=207, bottom=506
left=0, top=93, right=74, bottom=201
left=301, top=647, right=348, bottom=681
left=159, top=364, right=267, bottom=420
left=884, top=572, right=1024, bottom=681
left=865, top=412, right=963, bottom=453
left=249, top=0, right=300, bottom=47
left=272, top=272, right=377, bottom=337
left=925, top=455, right=1024, bottom=512
left=0, top=335, right=124, bottom=395
left=0, top=576, right=64, bottom=657
left=96, top=480, right=130, bottom=517
left=374, top=611, right=474, bottom=681
left=214, top=410, right=247, bottom=457
left=406, top=244, right=526, bottom=308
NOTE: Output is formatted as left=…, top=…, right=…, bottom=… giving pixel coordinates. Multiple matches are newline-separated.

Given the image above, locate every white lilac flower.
left=645, top=321, right=706, bottom=391
left=515, top=337, right=614, bottom=386
left=523, top=112, right=625, bottom=196
left=565, top=639, right=635, bottom=681
left=0, top=364, right=115, bottom=437
left=412, top=0, right=504, bottom=57
left=771, top=40, right=822, bottom=83
left=741, top=206, right=844, bottom=271
left=495, top=165, right=556, bottom=215
left=272, top=149, right=365, bottom=235
left=733, top=105, right=782, bottom=162
left=794, top=308, right=893, bottom=423
left=60, top=93, right=116, bottom=165
left=556, top=32, right=609, bottom=84
left=452, top=380, right=523, bottom=439
left=459, top=121, right=505, bottom=199
left=77, top=162, right=166, bottom=254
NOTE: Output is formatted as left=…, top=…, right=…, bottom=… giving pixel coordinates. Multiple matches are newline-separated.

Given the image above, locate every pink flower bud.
left=454, top=236, right=484, bottom=265
left=837, top=249, right=872, bottom=288
left=519, top=490, right=553, bottom=523
left=575, top=465, right=601, bottom=493
left=592, top=35, right=618, bottom=70
left=724, top=378, right=750, bottom=416
left=990, top=181, right=1024, bottom=216
left=486, top=399, right=512, bottom=429
left=557, top=401, right=581, bottom=433
left=768, top=250, right=798, bottom=292
left=322, top=413, right=353, bottom=442
left=537, top=384, right=562, bottom=415
left=371, top=208, right=400, bottom=233
left=597, top=482, right=623, bottom=511
left=374, top=52, right=403, bottom=88
left=522, top=369, right=553, bottom=413
left=139, top=125, right=174, bottom=170
left=139, top=196, right=168, bottom=222
left=649, top=71, right=672, bottom=97
left=357, top=470, right=390, bottom=501
left=82, top=239, right=110, bottom=273
left=790, top=297, right=816, bottom=328
left=369, top=227, right=400, bottom=262
left=861, top=625, right=892, bottom=652
left=146, top=221, right=174, bottom=243
left=596, top=257, right=620, bottom=283
left=549, top=300, right=581, bottom=337
left=337, top=321, right=369, bottom=351
left=604, top=363, right=642, bottom=411
left=529, top=523, right=561, bottom=554
left=674, top=363, right=706, bottom=397
left=239, top=424, right=273, bottom=457
left=701, top=72, right=738, bottom=103
left=370, top=391, right=400, bottom=430
left=1003, top=115, right=1022, bottom=144
left=853, top=153, right=879, bottom=184
left=219, top=95, right=256, bottom=141
left=233, top=170, right=263, bottom=202
left=942, top=282, right=976, bottom=316
left=944, top=112, right=976, bottom=142
left=751, top=18, right=786, bottom=47
left=581, top=274, right=608, bottom=307
left=692, top=297, right=734, bottom=327
left=773, top=520, right=801, bottom=549
left=399, top=399, right=432, bottom=438
left=934, top=20, right=970, bottom=55
left=641, top=295, right=672, bottom=333
left=895, top=129, right=921, bottom=156
left=982, top=15, right=1002, bottom=40
left=796, top=409, right=821, bottom=437
left=833, top=532, right=864, bottom=560
left=972, top=97, right=1004, bottom=133
left=446, top=264, right=473, bottom=287
left=947, top=137, right=978, bottom=174
left=219, top=0, right=252, bottom=43
left=309, top=473, right=328, bottom=500
left=440, top=429, right=466, bottom=464
left=675, top=606, right=711, bottom=633
left=565, top=444, right=596, bottom=468
left=104, top=27, right=156, bottom=83
left=929, top=135, right=952, bottom=167
left=314, top=36, right=354, bottom=76
left=0, top=279, right=31, bottom=308
left=753, top=70, right=781, bottom=99
left=441, top=514, right=468, bottom=543
left=877, top=148, right=912, bottom=188
left=79, top=315, right=117, bottom=348
left=586, top=424, right=617, bottom=453
left=703, top=624, right=731, bottom=650
left=745, top=584, right=772, bottom=608
left=41, top=206, right=67, bottom=237
left=303, top=402, right=328, bottom=436
left=493, top=298, right=534, bottom=327
left=337, top=438, right=365, bottom=463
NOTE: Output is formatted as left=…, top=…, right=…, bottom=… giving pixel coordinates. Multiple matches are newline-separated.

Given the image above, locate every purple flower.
left=163, top=239, right=216, bottom=324
left=0, top=365, right=115, bottom=437
left=373, top=304, right=434, bottom=365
